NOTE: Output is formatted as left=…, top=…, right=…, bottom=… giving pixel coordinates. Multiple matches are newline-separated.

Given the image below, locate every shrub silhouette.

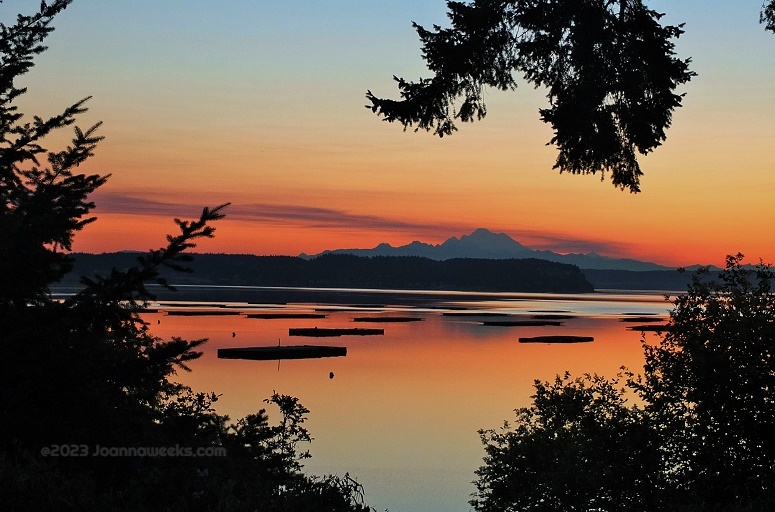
left=473, top=255, right=775, bottom=512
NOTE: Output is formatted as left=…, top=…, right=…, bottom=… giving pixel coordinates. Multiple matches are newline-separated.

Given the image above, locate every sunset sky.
left=10, top=0, right=775, bottom=267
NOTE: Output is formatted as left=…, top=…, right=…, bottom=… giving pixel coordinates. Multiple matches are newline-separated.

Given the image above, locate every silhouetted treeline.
left=64, top=253, right=594, bottom=293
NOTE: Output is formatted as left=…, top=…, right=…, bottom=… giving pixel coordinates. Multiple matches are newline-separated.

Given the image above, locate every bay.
left=145, top=287, right=675, bottom=512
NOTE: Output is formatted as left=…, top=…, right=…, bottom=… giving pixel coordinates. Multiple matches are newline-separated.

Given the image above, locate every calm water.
left=144, top=287, right=675, bottom=512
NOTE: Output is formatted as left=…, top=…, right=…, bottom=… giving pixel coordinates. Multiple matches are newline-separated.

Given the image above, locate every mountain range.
left=300, top=228, right=677, bottom=272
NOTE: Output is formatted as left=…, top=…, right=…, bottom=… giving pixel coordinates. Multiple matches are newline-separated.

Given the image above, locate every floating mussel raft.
left=289, top=327, right=384, bottom=337
left=218, top=345, right=347, bottom=360
left=518, top=335, right=594, bottom=344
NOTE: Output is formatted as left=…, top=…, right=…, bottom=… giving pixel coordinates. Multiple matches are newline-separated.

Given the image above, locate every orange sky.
left=16, top=0, right=775, bottom=267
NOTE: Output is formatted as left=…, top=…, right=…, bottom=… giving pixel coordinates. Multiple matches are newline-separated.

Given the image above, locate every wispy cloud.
left=91, top=191, right=468, bottom=238
left=92, top=192, right=186, bottom=216
left=507, top=230, right=632, bottom=257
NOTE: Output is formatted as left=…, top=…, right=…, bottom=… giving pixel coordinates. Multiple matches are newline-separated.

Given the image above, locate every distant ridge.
left=62, top=253, right=594, bottom=294
left=301, top=228, right=674, bottom=272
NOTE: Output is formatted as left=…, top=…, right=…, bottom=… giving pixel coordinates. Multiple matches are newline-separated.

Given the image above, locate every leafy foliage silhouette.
left=0, top=2, right=371, bottom=510
left=633, top=255, right=775, bottom=509
left=764, top=0, right=775, bottom=32
left=473, top=372, right=663, bottom=511
left=369, top=0, right=773, bottom=192
left=473, top=255, right=775, bottom=512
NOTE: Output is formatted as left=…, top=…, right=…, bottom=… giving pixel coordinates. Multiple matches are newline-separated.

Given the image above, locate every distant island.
left=62, top=253, right=595, bottom=294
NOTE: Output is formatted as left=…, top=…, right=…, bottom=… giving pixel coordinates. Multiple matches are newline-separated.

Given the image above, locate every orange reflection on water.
left=144, top=295, right=667, bottom=512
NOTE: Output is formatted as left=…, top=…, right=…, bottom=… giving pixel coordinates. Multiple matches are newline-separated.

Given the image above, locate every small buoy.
left=157, top=320, right=160, bottom=324
left=329, top=372, right=334, bottom=379
left=232, top=331, right=236, bottom=338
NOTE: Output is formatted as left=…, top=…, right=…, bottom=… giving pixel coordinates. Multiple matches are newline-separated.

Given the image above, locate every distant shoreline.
left=61, top=252, right=596, bottom=294
left=50, top=283, right=680, bottom=306
left=59, top=252, right=703, bottom=295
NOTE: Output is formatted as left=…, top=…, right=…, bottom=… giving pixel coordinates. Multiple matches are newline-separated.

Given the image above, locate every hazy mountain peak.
left=469, top=227, right=511, bottom=239
left=440, top=228, right=529, bottom=257
left=301, top=228, right=674, bottom=271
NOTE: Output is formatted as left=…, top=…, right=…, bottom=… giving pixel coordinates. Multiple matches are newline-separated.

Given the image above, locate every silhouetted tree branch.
left=367, top=0, right=703, bottom=192
left=764, top=0, right=775, bottom=32
left=1, top=3, right=373, bottom=510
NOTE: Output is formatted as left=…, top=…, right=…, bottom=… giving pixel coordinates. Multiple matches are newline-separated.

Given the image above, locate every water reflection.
left=146, top=289, right=670, bottom=512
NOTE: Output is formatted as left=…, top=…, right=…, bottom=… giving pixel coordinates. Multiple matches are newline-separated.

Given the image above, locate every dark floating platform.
left=314, top=307, right=382, bottom=313
left=531, top=314, right=576, bottom=320
left=165, top=310, right=242, bottom=316
left=628, top=324, right=672, bottom=332
left=246, top=313, right=328, bottom=319
left=217, top=345, right=346, bottom=360
left=289, top=327, right=384, bottom=337
left=160, top=303, right=222, bottom=308
left=620, top=316, right=665, bottom=323
left=482, top=320, right=564, bottom=327
left=442, top=312, right=509, bottom=317
left=431, top=305, right=469, bottom=310
left=519, top=335, right=594, bottom=344
left=353, top=317, right=424, bottom=323
left=530, top=310, right=573, bottom=313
